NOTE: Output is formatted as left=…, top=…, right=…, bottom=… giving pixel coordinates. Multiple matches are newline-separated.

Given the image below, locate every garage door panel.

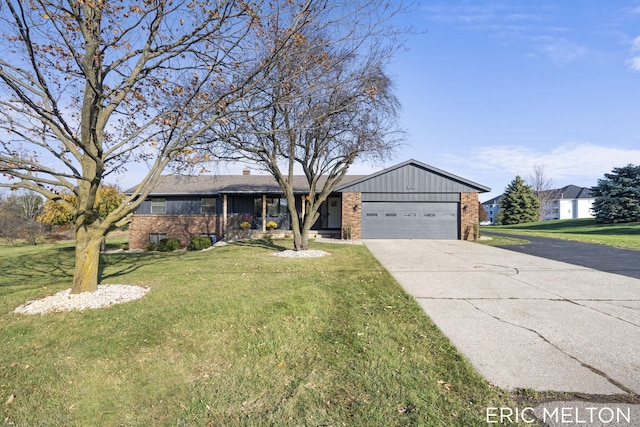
left=362, top=202, right=458, bottom=239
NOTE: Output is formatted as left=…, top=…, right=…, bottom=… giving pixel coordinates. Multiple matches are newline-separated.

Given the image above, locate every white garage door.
left=362, top=202, right=459, bottom=239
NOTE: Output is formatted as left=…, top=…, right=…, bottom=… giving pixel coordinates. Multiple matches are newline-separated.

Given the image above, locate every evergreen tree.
left=591, top=164, right=640, bottom=224
left=498, top=176, right=541, bottom=225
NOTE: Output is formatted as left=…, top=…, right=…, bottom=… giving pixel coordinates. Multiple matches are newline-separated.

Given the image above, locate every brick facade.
left=341, top=192, right=362, bottom=240
left=460, top=192, right=479, bottom=240
left=129, top=214, right=222, bottom=249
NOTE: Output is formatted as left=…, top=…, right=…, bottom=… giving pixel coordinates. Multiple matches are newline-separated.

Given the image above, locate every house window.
left=200, top=233, right=217, bottom=243
left=201, top=198, right=216, bottom=214
left=149, top=233, right=166, bottom=244
left=267, top=197, right=287, bottom=216
left=254, top=197, right=287, bottom=217
left=151, top=198, right=166, bottom=214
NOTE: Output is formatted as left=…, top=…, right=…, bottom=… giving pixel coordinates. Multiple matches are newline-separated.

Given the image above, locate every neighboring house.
left=539, top=185, right=595, bottom=221
left=481, top=195, right=502, bottom=225
left=127, top=159, right=490, bottom=249
left=481, top=185, right=594, bottom=224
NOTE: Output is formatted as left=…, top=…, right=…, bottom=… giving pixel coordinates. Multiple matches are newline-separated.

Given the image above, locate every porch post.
left=301, top=195, right=306, bottom=221
left=262, top=194, right=267, bottom=231
left=223, top=194, right=228, bottom=238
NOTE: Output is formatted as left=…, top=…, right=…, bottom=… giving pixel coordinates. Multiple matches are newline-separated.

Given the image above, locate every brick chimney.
left=242, top=168, right=250, bottom=176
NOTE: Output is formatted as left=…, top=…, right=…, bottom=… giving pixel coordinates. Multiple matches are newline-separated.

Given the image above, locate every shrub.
left=240, top=221, right=251, bottom=230
left=157, top=237, right=180, bottom=252
left=188, top=236, right=212, bottom=251
left=145, top=242, right=158, bottom=252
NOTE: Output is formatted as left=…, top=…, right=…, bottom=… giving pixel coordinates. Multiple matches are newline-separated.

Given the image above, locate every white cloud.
left=628, top=36, right=640, bottom=71
left=534, top=39, right=589, bottom=65
left=470, top=143, right=640, bottom=180
left=442, top=142, right=640, bottom=198
left=423, top=4, right=544, bottom=27
left=628, top=56, right=640, bottom=71
left=423, top=3, right=591, bottom=66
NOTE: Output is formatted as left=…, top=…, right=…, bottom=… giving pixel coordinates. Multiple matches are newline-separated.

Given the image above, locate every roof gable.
left=541, top=185, right=594, bottom=200
left=482, top=195, right=503, bottom=205
left=336, top=159, right=490, bottom=193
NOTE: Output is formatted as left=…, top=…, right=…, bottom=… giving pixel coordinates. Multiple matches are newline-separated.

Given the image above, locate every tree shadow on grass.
left=0, top=246, right=75, bottom=294
left=0, top=247, right=168, bottom=296
left=231, top=238, right=289, bottom=252
left=98, top=251, right=169, bottom=282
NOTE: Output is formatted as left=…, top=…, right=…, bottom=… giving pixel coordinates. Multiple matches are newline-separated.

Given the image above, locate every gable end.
left=336, top=160, right=490, bottom=194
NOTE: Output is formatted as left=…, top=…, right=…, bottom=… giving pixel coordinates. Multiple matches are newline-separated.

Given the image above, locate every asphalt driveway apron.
left=364, top=239, right=640, bottom=396
left=485, top=232, right=640, bottom=280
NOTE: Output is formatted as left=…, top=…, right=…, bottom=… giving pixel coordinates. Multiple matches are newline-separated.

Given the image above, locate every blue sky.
left=108, top=1, right=640, bottom=201
left=372, top=0, right=640, bottom=201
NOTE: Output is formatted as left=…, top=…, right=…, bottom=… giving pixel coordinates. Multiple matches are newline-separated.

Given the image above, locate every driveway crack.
left=571, top=300, right=640, bottom=328
left=497, top=272, right=640, bottom=328
left=464, top=299, right=637, bottom=396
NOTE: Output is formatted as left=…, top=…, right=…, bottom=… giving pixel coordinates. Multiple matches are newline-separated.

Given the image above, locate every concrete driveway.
left=364, top=239, right=640, bottom=395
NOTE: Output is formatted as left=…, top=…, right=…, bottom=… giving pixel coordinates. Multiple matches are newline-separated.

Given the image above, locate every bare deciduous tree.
left=527, top=164, right=555, bottom=220
left=207, top=0, right=407, bottom=250
left=0, top=0, right=313, bottom=292
left=0, top=190, right=43, bottom=244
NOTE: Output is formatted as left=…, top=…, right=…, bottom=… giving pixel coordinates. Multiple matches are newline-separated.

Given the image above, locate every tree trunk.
left=293, top=232, right=303, bottom=250
left=293, top=224, right=310, bottom=251
left=299, top=223, right=311, bottom=250
left=294, top=209, right=317, bottom=251
left=71, top=224, right=104, bottom=294
left=290, top=205, right=306, bottom=251
left=290, top=210, right=312, bottom=251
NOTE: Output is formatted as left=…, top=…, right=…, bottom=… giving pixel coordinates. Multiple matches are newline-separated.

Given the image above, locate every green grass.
left=481, top=218, right=640, bottom=250
left=478, top=235, right=529, bottom=247
left=0, top=239, right=518, bottom=426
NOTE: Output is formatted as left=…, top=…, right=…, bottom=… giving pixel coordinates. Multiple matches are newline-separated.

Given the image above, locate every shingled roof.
left=126, top=174, right=366, bottom=196
left=541, top=185, right=594, bottom=200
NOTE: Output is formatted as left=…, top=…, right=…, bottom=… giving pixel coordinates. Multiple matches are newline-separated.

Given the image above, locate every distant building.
left=481, top=185, right=594, bottom=224
left=539, top=185, right=595, bottom=221
left=481, top=195, right=502, bottom=225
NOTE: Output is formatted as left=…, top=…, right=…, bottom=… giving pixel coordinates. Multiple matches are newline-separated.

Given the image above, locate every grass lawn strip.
left=481, top=218, right=640, bottom=250
left=0, top=239, right=518, bottom=426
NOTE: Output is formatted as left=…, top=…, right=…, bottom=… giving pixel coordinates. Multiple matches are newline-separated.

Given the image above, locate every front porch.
left=220, top=193, right=343, bottom=236
left=128, top=193, right=345, bottom=250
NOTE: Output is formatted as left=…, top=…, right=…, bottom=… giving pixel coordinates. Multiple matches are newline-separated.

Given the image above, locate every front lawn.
left=482, top=218, right=640, bottom=250
left=0, top=239, right=516, bottom=426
